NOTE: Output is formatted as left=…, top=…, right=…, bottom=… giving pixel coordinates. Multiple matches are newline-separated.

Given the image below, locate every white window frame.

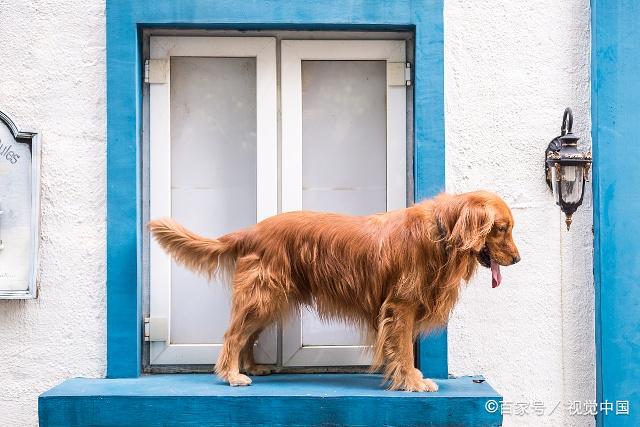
left=148, top=36, right=278, bottom=365
left=280, top=40, right=407, bottom=366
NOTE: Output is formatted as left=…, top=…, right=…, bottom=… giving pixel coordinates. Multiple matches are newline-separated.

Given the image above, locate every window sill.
left=39, top=373, right=502, bottom=426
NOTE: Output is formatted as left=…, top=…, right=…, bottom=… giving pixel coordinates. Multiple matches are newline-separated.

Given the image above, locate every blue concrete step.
left=39, top=373, right=502, bottom=426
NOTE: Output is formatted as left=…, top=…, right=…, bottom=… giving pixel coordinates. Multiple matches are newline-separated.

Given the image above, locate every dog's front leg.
left=374, top=301, right=439, bottom=392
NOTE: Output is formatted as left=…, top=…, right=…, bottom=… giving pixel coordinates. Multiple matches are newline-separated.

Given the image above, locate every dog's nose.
left=512, top=255, right=521, bottom=265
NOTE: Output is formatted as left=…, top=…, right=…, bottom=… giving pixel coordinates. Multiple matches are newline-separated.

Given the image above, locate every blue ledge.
left=39, top=374, right=502, bottom=426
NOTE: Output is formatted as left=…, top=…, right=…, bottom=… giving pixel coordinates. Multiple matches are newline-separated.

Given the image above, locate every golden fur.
left=149, top=190, right=520, bottom=392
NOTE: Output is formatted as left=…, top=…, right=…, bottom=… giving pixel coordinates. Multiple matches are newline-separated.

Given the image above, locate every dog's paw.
left=422, top=378, right=439, bottom=392
left=228, top=373, right=252, bottom=387
left=414, top=368, right=424, bottom=378
left=243, top=365, right=273, bottom=376
left=402, top=378, right=429, bottom=392
left=399, top=376, right=439, bottom=392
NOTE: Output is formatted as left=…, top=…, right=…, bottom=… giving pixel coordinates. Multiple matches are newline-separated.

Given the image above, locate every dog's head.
left=438, top=191, right=520, bottom=288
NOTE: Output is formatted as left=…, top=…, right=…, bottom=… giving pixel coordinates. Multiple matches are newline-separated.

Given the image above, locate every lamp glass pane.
left=550, top=164, right=560, bottom=205
left=560, top=165, right=584, bottom=204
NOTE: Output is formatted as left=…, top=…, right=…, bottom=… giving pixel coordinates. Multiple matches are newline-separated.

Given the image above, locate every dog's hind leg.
left=240, top=329, right=273, bottom=376
left=215, top=255, right=283, bottom=386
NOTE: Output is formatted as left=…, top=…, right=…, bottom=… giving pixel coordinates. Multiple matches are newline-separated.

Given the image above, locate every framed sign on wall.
left=0, top=110, right=40, bottom=299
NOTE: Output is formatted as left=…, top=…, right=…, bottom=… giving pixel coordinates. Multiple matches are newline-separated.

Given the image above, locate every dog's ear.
left=448, top=198, right=495, bottom=252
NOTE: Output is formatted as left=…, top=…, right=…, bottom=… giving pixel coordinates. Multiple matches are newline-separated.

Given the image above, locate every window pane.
left=170, top=57, right=257, bottom=344
left=301, top=60, right=386, bottom=348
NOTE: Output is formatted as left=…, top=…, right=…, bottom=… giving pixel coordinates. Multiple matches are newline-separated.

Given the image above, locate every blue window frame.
left=106, top=0, right=446, bottom=379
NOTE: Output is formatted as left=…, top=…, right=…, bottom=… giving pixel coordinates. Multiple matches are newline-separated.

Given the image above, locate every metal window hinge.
left=404, top=62, right=412, bottom=86
left=144, top=317, right=168, bottom=342
left=144, top=59, right=168, bottom=84
left=387, top=62, right=412, bottom=86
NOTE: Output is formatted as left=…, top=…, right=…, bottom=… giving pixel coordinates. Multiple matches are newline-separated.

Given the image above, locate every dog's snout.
left=512, top=255, right=521, bottom=265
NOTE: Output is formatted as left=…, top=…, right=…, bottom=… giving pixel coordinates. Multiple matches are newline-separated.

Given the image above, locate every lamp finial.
left=565, top=214, right=573, bottom=230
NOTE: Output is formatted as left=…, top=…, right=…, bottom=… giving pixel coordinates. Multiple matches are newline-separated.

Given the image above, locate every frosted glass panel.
left=170, top=57, right=257, bottom=344
left=301, top=60, right=386, bottom=348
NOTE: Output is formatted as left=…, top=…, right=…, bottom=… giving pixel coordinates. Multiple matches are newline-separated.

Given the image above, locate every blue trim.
left=106, top=1, right=142, bottom=378
left=39, top=374, right=501, bottom=426
left=418, top=329, right=448, bottom=378
left=412, top=0, right=448, bottom=378
left=106, top=0, right=446, bottom=378
left=591, top=1, right=602, bottom=421
left=592, top=1, right=640, bottom=426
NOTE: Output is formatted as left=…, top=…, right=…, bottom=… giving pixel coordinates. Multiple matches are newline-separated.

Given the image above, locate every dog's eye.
left=497, top=226, right=507, bottom=233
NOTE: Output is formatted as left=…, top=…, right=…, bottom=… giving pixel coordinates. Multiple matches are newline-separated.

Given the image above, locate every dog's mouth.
left=477, top=246, right=502, bottom=288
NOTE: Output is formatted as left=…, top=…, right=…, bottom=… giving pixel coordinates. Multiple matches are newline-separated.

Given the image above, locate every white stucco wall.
left=444, top=1, right=595, bottom=426
left=0, top=1, right=593, bottom=426
left=0, top=1, right=107, bottom=426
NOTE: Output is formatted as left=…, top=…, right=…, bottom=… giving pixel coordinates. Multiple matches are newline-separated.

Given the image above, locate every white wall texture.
left=0, top=1, right=593, bottom=426
left=444, top=1, right=595, bottom=426
left=0, top=1, right=107, bottom=426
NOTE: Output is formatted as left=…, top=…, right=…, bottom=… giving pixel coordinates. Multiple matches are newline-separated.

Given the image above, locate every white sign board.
left=0, top=111, right=40, bottom=299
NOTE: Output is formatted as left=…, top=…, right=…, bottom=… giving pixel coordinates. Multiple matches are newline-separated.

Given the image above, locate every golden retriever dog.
left=149, top=190, right=520, bottom=392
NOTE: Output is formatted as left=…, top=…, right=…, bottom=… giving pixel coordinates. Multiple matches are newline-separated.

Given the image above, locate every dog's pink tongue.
left=491, top=260, right=502, bottom=288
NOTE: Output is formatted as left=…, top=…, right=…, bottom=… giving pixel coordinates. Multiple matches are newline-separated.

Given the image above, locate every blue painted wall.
left=106, top=0, right=446, bottom=378
left=592, top=1, right=640, bottom=425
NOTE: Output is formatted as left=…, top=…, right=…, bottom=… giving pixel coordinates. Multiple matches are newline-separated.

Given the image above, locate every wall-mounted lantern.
left=0, top=110, right=40, bottom=299
left=545, top=108, right=592, bottom=230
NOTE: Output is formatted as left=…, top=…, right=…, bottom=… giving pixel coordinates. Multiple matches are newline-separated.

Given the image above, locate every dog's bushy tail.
left=148, top=218, right=237, bottom=279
